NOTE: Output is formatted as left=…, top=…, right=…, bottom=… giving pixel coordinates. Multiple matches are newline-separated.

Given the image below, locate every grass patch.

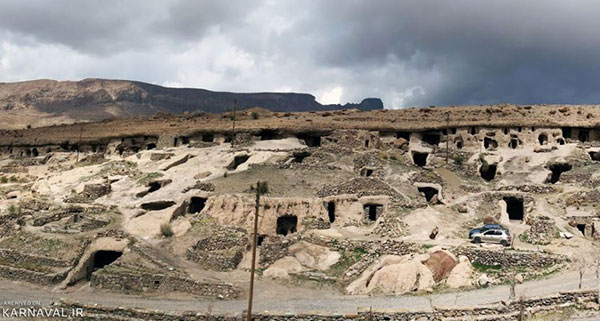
left=472, top=262, right=502, bottom=273
left=137, top=172, right=164, bottom=185
left=326, top=247, right=365, bottom=277
left=160, top=223, right=174, bottom=238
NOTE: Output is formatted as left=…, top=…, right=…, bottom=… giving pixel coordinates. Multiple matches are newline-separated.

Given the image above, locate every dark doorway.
left=146, top=143, right=157, bottom=150
left=412, top=152, right=428, bottom=167
left=259, top=129, right=278, bottom=140
left=32, top=148, right=39, bottom=157
left=173, top=137, right=179, bottom=146
left=483, top=137, right=498, bottom=150
left=188, top=197, right=207, bottom=214
left=298, top=134, right=321, bottom=147
left=361, top=168, right=374, bottom=177
left=578, top=129, right=589, bottom=142
left=327, top=202, right=335, bottom=223
left=455, top=137, right=463, bottom=149
left=562, top=127, right=572, bottom=139
left=547, top=163, right=572, bottom=184
left=276, top=215, right=298, bottom=236
left=504, top=197, right=524, bottom=221
left=509, top=138, right=519, bottom=149
left=257, top=235, right=266, bottom=246
left=422, top=132, right=440, bottom=146
left=364, top=204, right=382, bottom=221
left=140, top=201, right=176, bottom=211
left=227, top=154, right=250, bottom=170
left=470, top=127, right=477, bottom=135
left=202, top=133, right=214, bottom=142
left=292, top=151, right=311, bottom=163
left=503, top=128, right=509, bottom=135
left=557, top=138, right=565, bottom=145
left=396, top=131, right=411, bottom=141
left=365, top=140, right=370, bottom=148
left=577, top=224, right=586, bottom=236
left=88, top=250, right=122, bottom=279
left=480, top=164, right=497, bottom=181
left=181, top=137, right=190, bottom=145
left=538, top=134, right=548, bottom=145
left=589, top=151, right=600, bottom=161
left=418, top=187, right=439, bottom=203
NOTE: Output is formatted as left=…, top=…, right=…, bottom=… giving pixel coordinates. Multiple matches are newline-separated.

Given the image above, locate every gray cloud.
left=1, top=0, right=600, bottom=108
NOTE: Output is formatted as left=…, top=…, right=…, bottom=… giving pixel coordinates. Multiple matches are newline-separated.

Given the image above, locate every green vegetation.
left=472, top=262, right=502, bottom=273
left=519, top=232, right=531, bottom=243
left=251, top=112, right=259, bottom=120
left=160, top=223, right=174, bottom=238
left=452, top=153, right=465, bottom=166
left=9, top=176, right=18, bottom=182
left=137, top=172, right=164, bottom=185
left=479, top=153, right=489, bottom=172
left=0, top=176, right=7, bottom=184
left=257, top=181, right=269, bottom=195
left=326, top=247, right=366, bottom=277
left=7, top=205, right=19, bottom=216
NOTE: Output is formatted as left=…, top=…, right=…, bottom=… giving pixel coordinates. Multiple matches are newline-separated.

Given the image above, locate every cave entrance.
left=418, top=187, right=439, bottom=203
left=189, top=197, right=207, bottom=214
left=454, top=137, right=464, bottom=149
left=87, top=250, right=122, bottom=280
left=298, top=134, right=321, bottom=147
left=141, top=201, right=176, bottom=211
left=557, top=138, right=565, bottom=145
left=470, top=127, right=477, bottom=135
left=147, top=181, right=161, bottom=194
left=257, top=235, right=266, bottom=246
left=562, top=127, right=572, bottom=139
left=503, top=128, right=509, bottom=135
left=173, top=137, right=179, bottom=146
left=202, top=133, right=214, bottom=142
left=146, top=143, right=157, bottom=150
left=538, top=133, right=548, bottom=145
left=483, top=137, right=498, bottom=150
left=327, top=201, right=335, bottom=223
left=397, top=131, right=411, bottom=141
left=361, top=168, right=374, bottom=177
left=365, top=140, right=370, bottom=148
left=181, top=137, right=190, bottom=145
left=227, top=154, right=250, bottom=170
left=589, top=151, right=600, bottom=161
left=577, top=224, right=586, bottom=236
left=292, top=151, right=311, bottom=163
left=32, top=148, right=39, bottom=157
left=412, top=151, right=428, bottom=167
left=276, top=215, right=298, bottom=236
left=259, top=129, right=278, bottom=140
left=547, top=163, right=572, bottom=184
left=503, top=197, right=524, bottom=221
left=509, top=138, right=519, bottom=149
left=479, top=164, right=497, bottom=181
left=363, top=204, right=382, bottom=221
left=422, top=132, right=440, bottom=146
left=579, top=129, right=589, bottom=142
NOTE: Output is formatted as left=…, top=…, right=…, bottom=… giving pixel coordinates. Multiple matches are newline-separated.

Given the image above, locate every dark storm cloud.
left=1, top=0, right=600, bottom=107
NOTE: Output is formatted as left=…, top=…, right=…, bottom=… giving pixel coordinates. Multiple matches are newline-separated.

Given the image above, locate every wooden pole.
left=445, top=112, right=450, bottom=164
left=247, top=181, right=260, bottom=321
left=76, top=125, right=82, bottom=162
left=232, top=99, right=237, bottom=147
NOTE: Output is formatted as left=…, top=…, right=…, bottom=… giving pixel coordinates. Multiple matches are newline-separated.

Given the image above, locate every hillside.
left=0, top=78, right=383, bottom=129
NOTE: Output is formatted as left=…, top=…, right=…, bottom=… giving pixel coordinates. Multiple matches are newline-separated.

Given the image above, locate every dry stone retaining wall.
left=452, top=247, right=565, bottom=268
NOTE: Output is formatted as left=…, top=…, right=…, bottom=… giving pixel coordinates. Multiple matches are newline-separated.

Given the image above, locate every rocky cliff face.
left=0, top=78, right=383, bottom=128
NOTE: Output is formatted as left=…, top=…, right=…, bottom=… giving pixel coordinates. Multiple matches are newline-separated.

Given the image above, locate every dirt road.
left=0, top=268, right=599, bottom=315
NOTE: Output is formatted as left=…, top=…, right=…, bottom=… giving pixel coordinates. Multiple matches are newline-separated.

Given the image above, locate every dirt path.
left=0, top=268, right=598, bottom=315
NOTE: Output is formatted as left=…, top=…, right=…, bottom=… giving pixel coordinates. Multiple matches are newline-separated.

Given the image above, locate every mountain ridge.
left=0, top=78, right=383, bottom=129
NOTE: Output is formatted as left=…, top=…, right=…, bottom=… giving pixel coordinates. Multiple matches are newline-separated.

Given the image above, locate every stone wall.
left=452, top=247, right=565, bottom=268
left=53, top=290, right=598, bottom=320
left=0, top=248, right=71, bottom=267
left=90, top=268, right=240, bottom=299
left=0, top=264, right=68, bottom=284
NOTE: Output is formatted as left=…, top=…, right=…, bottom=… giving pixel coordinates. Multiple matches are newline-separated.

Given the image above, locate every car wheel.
left=501, top=240, right=508, bottom=246
left=474, top=237, right=481, bottom=243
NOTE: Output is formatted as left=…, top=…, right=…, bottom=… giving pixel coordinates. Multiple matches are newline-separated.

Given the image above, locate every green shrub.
left=251, top=112, right=259, bottom=120
left=160, top=223, right=173, bottom=238
left=9, top=176, right=18, bottom=182
left=8, top=205, right=19, bottom=216
left=0, top=176, right=7, bottom=184
left=452, top=154, right=465, bottom=166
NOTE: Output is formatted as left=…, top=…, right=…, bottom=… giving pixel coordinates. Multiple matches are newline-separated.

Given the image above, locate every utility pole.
left=76, top=125, right=83, bottom=162
left=232, top=99, right=237, bottom=148
left=247, top=181, right=260, bottom=321
left=445, top=111, right=450, bottom=165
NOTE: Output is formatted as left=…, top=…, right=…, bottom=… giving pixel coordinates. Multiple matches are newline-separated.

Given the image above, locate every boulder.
left=263, top=256, right=306, bottom=279
left=445, top=256, right=473, bottom=288
left=477, top=274, right=491, bottom=287
left=289, top=241, right=340, bottom=271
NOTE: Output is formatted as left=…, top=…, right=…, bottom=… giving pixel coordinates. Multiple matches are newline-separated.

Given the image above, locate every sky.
left=1, top=0, right=600, bottom=108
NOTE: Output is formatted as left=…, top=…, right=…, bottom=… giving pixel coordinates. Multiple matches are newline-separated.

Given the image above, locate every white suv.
left=471, top=229, right=512, bottom=246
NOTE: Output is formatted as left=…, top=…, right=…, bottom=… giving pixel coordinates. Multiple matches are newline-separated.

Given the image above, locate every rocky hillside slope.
left=0, top=79, right=383, bottom=129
